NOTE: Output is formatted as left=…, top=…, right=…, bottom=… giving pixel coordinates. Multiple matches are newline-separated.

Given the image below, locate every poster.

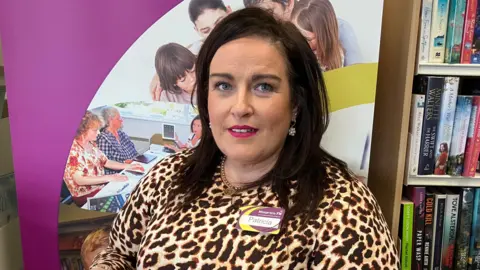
left=0, top=0, right=384, bottom=269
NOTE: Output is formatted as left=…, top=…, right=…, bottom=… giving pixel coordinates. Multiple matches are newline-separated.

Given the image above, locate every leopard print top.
left=91, top=150, right=399, bottom=269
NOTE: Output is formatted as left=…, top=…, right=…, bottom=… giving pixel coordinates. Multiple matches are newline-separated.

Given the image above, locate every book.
left=460, top=0, right=479, bottom=63
left=399, top=198, right=414, bottom=270
left=416, top=76, right=445, bottom=175
left=419, top=0, right=435, bottom=63
left=429, top=0, right=452, bottom=62
left=405, top=186, right=426, bottom=270
left=455, top=188, right=475, bottom=269
left=445, top=0, right=467, bottom=63
left=409, top=94, right=426, bottom=175
left=433, top=77, right=459, bottom=175
left=447, top=95, right=473, bottom=175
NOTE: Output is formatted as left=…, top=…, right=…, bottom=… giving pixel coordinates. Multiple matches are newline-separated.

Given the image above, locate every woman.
left=97, top=106, right=138, bottom=175
left=153, top=42, right=197, bottom=105
left=290, top=0, right=345, bottom=71
left=165, top=115, right=202, bottom=152
left=91, top=7, right=399, bottom=269
left=63, top=111, right=144, bottom=207
left=434, top=142, right=448, bottom=175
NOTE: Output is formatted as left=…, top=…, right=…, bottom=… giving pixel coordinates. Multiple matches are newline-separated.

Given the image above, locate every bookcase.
left=367, top=0, right=480, bottom=267
left=58, top=204, right=114, bottom=270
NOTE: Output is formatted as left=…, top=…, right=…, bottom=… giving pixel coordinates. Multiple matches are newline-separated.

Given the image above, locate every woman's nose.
left=231, top=90, right=253, bottom=118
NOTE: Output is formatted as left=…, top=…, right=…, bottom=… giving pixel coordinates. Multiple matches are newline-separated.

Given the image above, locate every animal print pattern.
left=91, top=150, right=399, bottom=269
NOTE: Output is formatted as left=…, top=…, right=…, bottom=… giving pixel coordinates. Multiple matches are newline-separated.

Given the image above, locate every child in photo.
left=291, top=0, right=344, bottom=71
left=150, top=0, right=231, bottom=101
left=187, top=0, right=232, bottom=54
left=154, top=43, right=197, bottom=105
left=244, top=0, right=362, bottom=67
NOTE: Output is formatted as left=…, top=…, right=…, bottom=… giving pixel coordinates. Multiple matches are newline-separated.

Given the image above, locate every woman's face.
left=85, top=126, right=99, bottom=142
left=192, top=119, right=202, bottom=138
left=110, top=112, right=123, bottom=130
left=207, top=37, right=293, bottom=164
left=176, top=67, right=196, bottom=94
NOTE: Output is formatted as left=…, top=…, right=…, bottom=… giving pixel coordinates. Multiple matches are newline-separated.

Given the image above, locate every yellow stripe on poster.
left=323, top=63, right=379, bottom=112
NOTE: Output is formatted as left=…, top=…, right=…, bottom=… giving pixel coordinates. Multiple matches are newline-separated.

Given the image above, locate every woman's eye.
left=215, top=82, right=232, bottom=91
left=255, top=83, right=274, bottom=93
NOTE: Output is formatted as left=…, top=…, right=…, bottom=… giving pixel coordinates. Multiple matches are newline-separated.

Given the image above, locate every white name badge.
left=237, top=206, right=285, bottom=235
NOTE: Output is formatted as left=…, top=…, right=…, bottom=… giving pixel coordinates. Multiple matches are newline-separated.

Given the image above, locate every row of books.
left=418, top=0, right=480, bottom=64
left=60, top=256, right=84, bottom=270
left=408, top=75, right=480, bottom=176
left=399, top=186, right=479, bottom=270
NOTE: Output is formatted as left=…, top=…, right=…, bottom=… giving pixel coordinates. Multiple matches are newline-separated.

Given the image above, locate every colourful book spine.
left=417, top=76, right=445, bottom=175
left=434, top=77, right=459, bottom=175
left=471, top=1, right=480, bottom=63
left=431, top=192, right=446, bottom=269
left=429, top=0, right=452, bottom=62
left=468, top=189, right=480, bottom=269
left=419, top=0, right=435, bottom=63
left=406, top=186, right=426, bottom=270
left=440, top=189, right=460, bottom=269
left=400, top=199, right=414, bottom=270
left=409, top=94, right=426, bottom=175
left=445, top=0, right=467, bottom=63
left=460, top=0, right=478, bottom=63
left=463, top=96, right=480, bottom=177
left=447, top=95, right=473, bottom=175
left=423, top=190, right=436, bottom=270
left=455, top=188, right=475, bottom=270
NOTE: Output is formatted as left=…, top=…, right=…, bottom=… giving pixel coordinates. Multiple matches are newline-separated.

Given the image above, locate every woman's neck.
left=107, top=126, right=118, bottom=136
left=76, top=137, right=90, bottom=149
left=223, top=153, right=280, bottom=188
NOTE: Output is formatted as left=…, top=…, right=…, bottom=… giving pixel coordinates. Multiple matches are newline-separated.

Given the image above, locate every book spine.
left=406, top=186, right=426, bottom=269
left=468, top=189, right=480, bottom=269
left=455, top=188, right=475, bottom=270
left=434, top=77, right=459, bottom=175
left=429, top=0, right=451, bottom=62
left=419, top=0, right=435, bottom=63
left=463, top=96, right=480, bottom=176
left=401, top=201, right=414, bottom=270
left=418, top=77, right=445, bottom=175
left=471, top=3, right=480, bottom=63
left=447, top=96, right=473, bottom=175
left=460, top=0, right=478, bottom=63
left=409, top=94, right=426, bottom=175
left=432, top=196, right=446, bottom=269
left=423, top=193, right=436, bottom=270
left=441, top=193, right=460, bottom=269
left=445, top=0, right=467, bottom=63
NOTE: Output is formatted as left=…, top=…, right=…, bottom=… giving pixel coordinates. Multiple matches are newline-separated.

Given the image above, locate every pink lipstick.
left=228, top=125, right=258, bottom=138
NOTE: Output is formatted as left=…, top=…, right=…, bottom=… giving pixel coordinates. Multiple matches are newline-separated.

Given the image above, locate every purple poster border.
left=0, top=0, right=181, bottom=269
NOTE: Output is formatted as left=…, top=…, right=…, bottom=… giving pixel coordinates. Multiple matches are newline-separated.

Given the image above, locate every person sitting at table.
left=63, top=111, right=144, bottom=207
left=91, top=7, right=398, bottom=269
left=97, top=106, right=138, bottom=175
left=165, top=115, right=202, bottom=152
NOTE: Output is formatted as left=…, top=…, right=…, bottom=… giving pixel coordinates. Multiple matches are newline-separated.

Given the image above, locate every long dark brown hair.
left=169, top=7, right=350, bottom=225
left=292, top=0, right=344, bottom=71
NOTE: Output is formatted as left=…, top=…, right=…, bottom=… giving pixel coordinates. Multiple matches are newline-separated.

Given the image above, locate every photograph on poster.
left=57, top=0, right=384, bottom=268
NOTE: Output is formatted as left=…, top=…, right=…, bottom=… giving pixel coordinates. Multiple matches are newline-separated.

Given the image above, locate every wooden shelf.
left=406, top=174, right=480, bottom=187
left=417, top=63, right=480, bottom=76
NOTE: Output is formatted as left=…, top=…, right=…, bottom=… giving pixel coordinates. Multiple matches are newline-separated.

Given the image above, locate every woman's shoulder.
left=322, top=162, right=375, bottom=211
left=313, top=163, right=399, bottom=268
